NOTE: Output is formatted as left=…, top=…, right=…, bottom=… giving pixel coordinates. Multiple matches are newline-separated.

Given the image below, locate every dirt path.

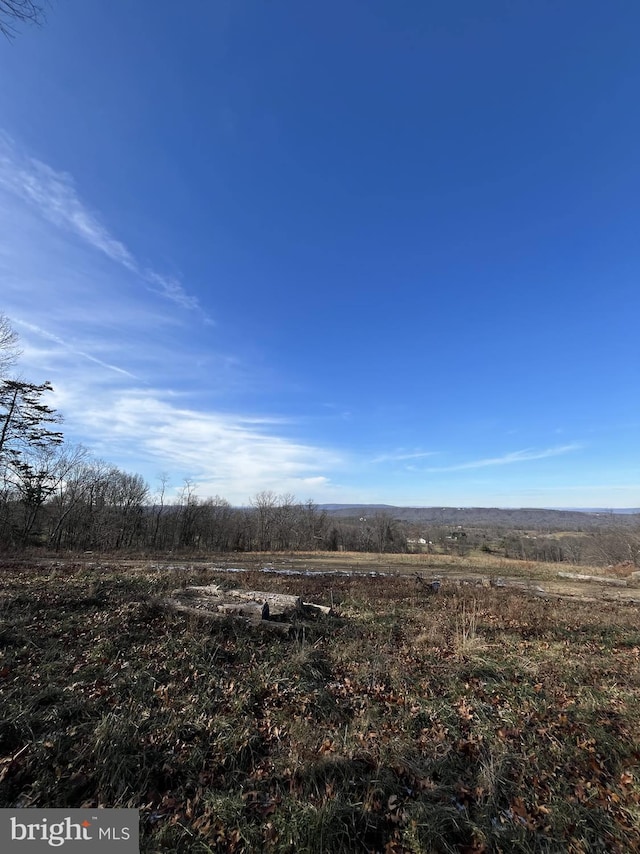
left=6, top=552, right=640, bottom=605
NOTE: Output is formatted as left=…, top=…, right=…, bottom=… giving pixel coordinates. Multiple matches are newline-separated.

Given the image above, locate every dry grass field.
left=1, top=553, right=639, bottom=852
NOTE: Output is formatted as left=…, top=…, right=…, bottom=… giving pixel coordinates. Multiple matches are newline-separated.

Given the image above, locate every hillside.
left=321, top=505, right=640, bottom=531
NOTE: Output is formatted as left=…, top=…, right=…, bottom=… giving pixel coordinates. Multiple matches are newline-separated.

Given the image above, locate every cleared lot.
left=1, top=555, right=639, bottom=852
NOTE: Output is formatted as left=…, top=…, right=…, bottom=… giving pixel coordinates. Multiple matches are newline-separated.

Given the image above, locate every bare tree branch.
left=0, top=0, right=45, bottom=39
left=0, top=314, right=21, bottom=379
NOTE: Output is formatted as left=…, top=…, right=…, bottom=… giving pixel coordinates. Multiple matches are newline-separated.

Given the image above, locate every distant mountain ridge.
left=318, top=505, right=640, bottom=530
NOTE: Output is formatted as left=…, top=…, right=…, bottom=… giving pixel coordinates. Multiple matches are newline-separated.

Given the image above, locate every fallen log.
left=303, top=602, right=333, bottom=616
left=164, top=598, right=223, bottom=619
left=217, top=601, right=269, bottom=620
left=184, top=584, right=223, bottom=596
left=226, top=589, right=303, bottom=617
left=163, top=598, right=292, bottom=635
left=165, top=585, right=331, bottom=634
left=179, top=586, right=304, bottom=616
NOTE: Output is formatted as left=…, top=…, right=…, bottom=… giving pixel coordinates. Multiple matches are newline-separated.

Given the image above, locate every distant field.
left=1, top=555, right=639, bottom=852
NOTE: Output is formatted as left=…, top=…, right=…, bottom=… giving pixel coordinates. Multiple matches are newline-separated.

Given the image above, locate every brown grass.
left=1, top=556, right=639, bottom=852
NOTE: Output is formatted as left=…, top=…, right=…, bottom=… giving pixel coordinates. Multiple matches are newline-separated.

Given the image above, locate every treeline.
left=3, top=442, right=638, bottom=567
left=1, top=315, right=637, bottom=563
left=0, top=438, right=637, bottom=563
left=0, top=314, right=409, bottom=554
left=0, top=455, right=408, bottom=554
left=406, top=526, right=640, bottom=568
left=499, top=529, right=640, bottom=568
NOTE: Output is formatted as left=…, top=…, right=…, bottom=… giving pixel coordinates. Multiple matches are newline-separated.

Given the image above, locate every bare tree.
left=175, top=479, right=205, bottom=550
left=0, top=315, right=20, bottom=379
left=8, top=444, right=86, bottom=544
left=150, top=473, right=170, bottom=549
left=46, top=458, right=113, bottom=550
left=251, top=490, right=278, bottom=551
left=0, top=0, right=44, bottom=39
left=41, top=445, right=89, bottom=548
left=199, top=495, right=233, bottom=551
left=371, top=511, right=406, bottom=554
left=584, top=527, right=640, bottom=568
left=298, top=499, right=328, bottom=550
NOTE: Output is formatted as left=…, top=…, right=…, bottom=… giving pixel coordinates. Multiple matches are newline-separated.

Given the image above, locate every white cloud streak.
left=145, top=271, right=202, bottom=313
left=0, top=132, right=207, bottom=318
left=0, top=132, right=135, bottom=268
left=74, top=389, right=342, bottom=503
left=14, top=319, right=139, bottom=379
left=372, top=450, right=438, bottom=464
left=426, top=444, right=583, bottom=473
left=0, top=132, right=348, bottom=502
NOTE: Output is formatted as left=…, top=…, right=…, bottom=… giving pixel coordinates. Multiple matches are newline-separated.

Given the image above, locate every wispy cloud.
left=0, top=132, right=351, bottom=504
left=0, top=132, right=135, bottom=268
left=14, top=319, right=139, bottom=379
left=0, top=132, right=208, bottom=319
left=372, top=450, right=438, bottom=464
left=145, top=271, right=203, bottom=313
left=73, top=388, right=342, bottom=502
left=426, top=444, right=583, bottom=473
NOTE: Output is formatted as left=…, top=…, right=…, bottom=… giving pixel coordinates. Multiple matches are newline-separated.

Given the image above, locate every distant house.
left=407, top=537, right=427, bottom=546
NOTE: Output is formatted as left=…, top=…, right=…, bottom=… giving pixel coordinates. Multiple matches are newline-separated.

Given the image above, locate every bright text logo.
left=11, top=816, right=94, bottom=846
left=0, top=809, right=138, bottom=852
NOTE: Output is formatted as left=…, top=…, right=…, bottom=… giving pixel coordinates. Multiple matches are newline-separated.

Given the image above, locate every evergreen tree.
left=0, top=379, right=63, bottom=464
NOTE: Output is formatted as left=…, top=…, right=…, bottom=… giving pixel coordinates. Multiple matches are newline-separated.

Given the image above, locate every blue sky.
left=1, top=0, right=639, bottom=507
